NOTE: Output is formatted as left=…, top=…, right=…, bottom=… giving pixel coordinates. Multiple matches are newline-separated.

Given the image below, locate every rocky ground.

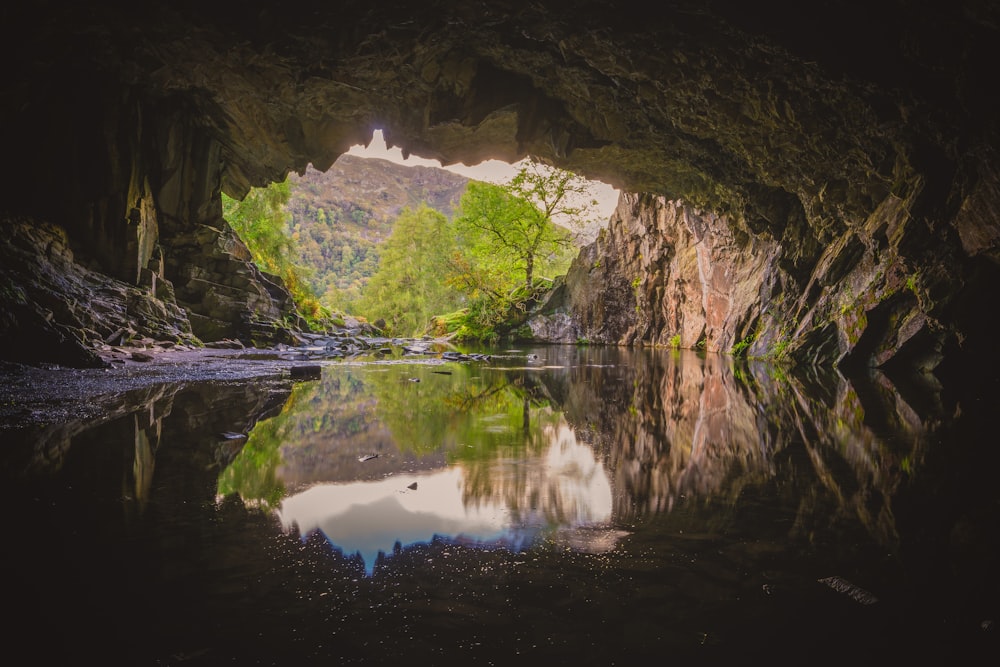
left=0, top=335, right=481, bottom=431
left=0, top=346, right=287, bottom=431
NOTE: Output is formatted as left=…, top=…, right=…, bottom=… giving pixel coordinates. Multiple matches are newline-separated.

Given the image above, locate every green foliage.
left=771, top=336, right=791, bottom=359
left=453, top=161, right=588, bottom=296
left=358, top=204, right=464, bottom=336
left=429, top=309, right=472, bottom=338
left=222, top=180, right=331, bottom=329
left=222, top=180, right=295, bottom=274
left=288, top=200, right=380, bottom=313
left=217, top=365, right=562, bottom=510
left=443, top=161, right=596, bottom=341
left=284, top=159, right=470, bottom=315
left=730, top=334, right=754, bottom=357
left=668, top=334, right=681, bottom=349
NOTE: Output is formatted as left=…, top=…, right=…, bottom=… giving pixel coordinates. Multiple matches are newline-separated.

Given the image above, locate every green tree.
left=222, top=179, right=295, bottom=274
left=441, top=161, right=596, bottom=341
left=359, top=203, right=463, bottom=336
left=222, top=179, right=328, bottom=326
left=454, top=159, right=595, bottom=295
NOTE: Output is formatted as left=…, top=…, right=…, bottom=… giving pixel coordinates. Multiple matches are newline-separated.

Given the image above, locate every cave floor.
left=0, top=346, right=306, bottom=430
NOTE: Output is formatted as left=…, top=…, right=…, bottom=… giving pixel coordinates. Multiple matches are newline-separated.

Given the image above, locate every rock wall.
left=529, top=194, right=780, bottom=353
left=0, top=82, right=304, bottom=366
left=530, top=184, right=997, bottom=378
left=0, top=217, right=198, bottom=367
left=2, top=1, right=999, bottom=374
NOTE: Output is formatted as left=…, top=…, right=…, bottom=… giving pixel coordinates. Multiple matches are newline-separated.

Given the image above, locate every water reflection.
left=4, top=345, right=995, bottom=663
left=232, top=359, right=618, bottom=574
left=224, top=345, right=936, bottom=577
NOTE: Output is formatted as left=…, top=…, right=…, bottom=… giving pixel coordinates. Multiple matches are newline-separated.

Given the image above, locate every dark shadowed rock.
left=0, top=1, right=998, bottom=378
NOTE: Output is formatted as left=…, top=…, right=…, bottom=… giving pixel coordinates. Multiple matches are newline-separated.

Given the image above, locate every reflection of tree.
left=219, top=374, right=381, bottom=506
left=223, top=365, right=564, bottom=509
left=223, top=344, right=939, bottom=561
left=364, top=363, right=557, bottom=460
left=217, top=412, right=287, bottom=509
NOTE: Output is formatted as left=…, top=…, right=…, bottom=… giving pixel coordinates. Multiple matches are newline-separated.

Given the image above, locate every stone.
left=289, top=365, right=322, bottom=380
left=1, top=1, right=999, bottom=377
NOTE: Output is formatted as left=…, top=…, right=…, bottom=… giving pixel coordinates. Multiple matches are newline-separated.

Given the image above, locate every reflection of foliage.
left=217, top=402, right=292, bottom=510
left=217, top=376, right=372, bottom=508
left=218, top=364, right=564, bottom=509
left=362, top=365, right=557, bottom=459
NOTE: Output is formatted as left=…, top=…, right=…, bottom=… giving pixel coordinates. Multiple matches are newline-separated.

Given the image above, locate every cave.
left=1, top=0, right=999, bottom=382
left=3, top=3, right=1000, bottom=662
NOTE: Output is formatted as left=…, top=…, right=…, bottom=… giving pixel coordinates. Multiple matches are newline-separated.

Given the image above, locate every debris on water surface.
left=818, top=576, right=879, bottom=605
left=407, top=482, right=418, bottom=490
left=358, top=454, right=379, bottom=462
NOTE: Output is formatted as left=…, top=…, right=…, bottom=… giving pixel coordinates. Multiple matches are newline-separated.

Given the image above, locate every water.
left=2, top=345, right=997, bottom=664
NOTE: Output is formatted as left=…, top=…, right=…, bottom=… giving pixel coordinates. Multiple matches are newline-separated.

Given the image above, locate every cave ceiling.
left=3, top=0, right=998, bottom=232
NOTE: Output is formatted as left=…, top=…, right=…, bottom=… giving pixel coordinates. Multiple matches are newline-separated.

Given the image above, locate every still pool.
left=1, top=345, right=996, bottom=664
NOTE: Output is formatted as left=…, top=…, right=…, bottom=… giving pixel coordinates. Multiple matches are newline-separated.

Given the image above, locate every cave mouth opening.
left=220, top=127, right=625, bottom=333
left=343, top=129, right=621, bottom=216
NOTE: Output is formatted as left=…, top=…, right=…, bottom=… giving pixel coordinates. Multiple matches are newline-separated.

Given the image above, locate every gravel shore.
left=0, top=345, right=307, bottom=431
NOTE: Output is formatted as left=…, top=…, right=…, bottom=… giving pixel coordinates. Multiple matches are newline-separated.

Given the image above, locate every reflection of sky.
left=277, top=423, right=615, bottom=575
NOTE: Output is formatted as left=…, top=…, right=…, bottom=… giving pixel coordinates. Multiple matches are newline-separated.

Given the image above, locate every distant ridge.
left=289, top=154, right=471, bottom=223
left=285, top=154, right=472, bottom=307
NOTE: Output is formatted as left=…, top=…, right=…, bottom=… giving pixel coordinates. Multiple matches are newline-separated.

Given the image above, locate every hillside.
left=286, top=155, right=471, bottom=309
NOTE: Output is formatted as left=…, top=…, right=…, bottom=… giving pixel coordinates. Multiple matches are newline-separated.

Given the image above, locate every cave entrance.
left=224, top=128, right=619, bottom=339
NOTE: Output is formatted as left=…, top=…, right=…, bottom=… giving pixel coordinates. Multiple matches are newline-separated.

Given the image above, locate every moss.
left=513, top=324, right=534, bottom=340
left=770, top=337, right=791, bottom=359
left=730, top=334, right=755, bottom=357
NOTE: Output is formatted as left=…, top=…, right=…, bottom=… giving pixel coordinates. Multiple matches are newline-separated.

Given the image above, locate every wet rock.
left=289, top=365, right=322, bottom=380
left=0, top=217, right=197, bottom=369
left=205, top=339, right=245, bottom=349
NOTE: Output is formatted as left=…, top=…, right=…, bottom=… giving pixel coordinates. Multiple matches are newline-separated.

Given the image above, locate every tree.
left=222, top=179, right=295, bottom=275
left=359, top=204, right=463, bottom=336
left=454, top=159, right=596, bottom=296
left=222, top=179, right=328, bottom=325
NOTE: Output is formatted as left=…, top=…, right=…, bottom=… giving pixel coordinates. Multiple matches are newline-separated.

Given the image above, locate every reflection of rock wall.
left=546, top=347, right=931, bottom=551
left=594, top=351, right=774, bottom=518
left=7, top=380, right=290, bottom=520
left=751, top=363, right=927, bottom=547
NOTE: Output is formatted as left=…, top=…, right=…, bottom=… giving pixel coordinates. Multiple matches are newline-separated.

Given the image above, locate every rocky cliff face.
left=1, top=1, right=998, bottom=376
left=529, top=186, right=979, bottom=376
left=0, top=217, right=200, bottom=367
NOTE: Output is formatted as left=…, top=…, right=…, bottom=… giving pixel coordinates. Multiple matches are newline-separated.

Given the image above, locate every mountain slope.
left=286, top=155, right=470, bottom=308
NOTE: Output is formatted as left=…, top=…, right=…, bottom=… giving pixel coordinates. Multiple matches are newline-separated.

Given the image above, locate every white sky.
left=345, top=130, right=620, bottom=221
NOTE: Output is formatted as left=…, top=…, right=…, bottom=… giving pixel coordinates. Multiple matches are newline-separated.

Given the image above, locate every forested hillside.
left=286, top=155, right=470, bottom=310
